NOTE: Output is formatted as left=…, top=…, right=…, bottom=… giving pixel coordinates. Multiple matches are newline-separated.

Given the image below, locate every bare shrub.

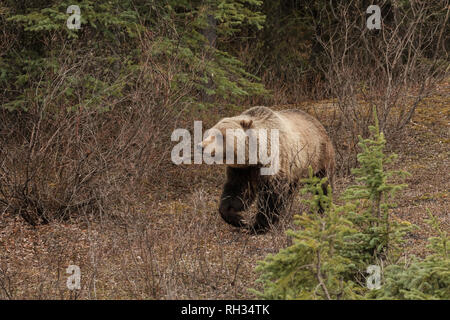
left=0, top=28, right=189, bottom=225
left=310, top=0, right=449, bottom=173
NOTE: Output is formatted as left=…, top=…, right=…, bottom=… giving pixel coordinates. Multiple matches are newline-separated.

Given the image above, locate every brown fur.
left=201, top=106, right=335, bottom=233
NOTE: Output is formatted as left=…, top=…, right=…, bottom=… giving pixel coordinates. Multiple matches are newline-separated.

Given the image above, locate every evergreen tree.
left=342, top=108, right=412, bottom=263
left=251, top=168, right=364, bottom=299
left=0, top=0, right=268, bottom=111
left=252, top=110, right=416, bottom=300
left=366, top=210, right=449, bottom=300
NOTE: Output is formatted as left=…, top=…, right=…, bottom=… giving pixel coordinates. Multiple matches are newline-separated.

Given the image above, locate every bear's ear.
left=240, top=119, right=253, bottom=129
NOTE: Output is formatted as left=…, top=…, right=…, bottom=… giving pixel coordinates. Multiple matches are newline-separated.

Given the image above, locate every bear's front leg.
left=251, top=190, right=284, bottom=233
left=251, top=180, right=292, bottom=234
left=219, top=167, right=257, bottom=229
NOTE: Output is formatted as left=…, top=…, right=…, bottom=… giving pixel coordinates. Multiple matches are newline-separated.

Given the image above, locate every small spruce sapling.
left=252, top=168, right=364, bottom=300
left=341, top=108, right=412, bottom=264
left=252, top=109, right=414, bottom=300
left=366, top=210, right=449, bottom=300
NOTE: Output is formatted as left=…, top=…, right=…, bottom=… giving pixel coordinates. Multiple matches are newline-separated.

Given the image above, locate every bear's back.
left=274, top=108, right=335, bottom=179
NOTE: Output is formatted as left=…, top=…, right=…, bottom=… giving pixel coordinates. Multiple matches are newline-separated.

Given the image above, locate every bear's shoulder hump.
left=242, top=106, right=276, bottom=118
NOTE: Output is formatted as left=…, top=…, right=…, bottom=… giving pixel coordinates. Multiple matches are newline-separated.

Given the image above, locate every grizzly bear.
left=200, top=106, right=335, bottom=233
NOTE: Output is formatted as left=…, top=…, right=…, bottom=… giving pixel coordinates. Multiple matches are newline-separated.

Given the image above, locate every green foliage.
left=251, top=169, right=365, bottom=299
left=252, top=110, right=444, bottom=300
left=249, top=1, right=314, bottom=80
left=1, top=0, right=143, bottom=112
left=159, top=0, right=268, bottom=107
left=0, top=0, right=268, bottom=112
left=341, top=108, right=413, bottom=263
left=366, top=211, right=449, bottom=300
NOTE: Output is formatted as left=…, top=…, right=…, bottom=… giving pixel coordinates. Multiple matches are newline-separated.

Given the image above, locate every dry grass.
left=0, top=78, right=448, bottom=300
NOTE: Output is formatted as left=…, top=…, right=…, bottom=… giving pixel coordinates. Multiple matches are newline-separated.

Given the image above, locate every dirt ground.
left=0, top=81, right=448, bottom=299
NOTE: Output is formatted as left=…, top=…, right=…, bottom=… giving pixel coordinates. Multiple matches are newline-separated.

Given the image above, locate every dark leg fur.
left=250, top=181, right=291, bottom=234
left=219, top=167, right=258, bottom=228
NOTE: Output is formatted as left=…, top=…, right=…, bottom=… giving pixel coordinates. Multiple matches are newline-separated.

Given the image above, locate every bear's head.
left=199, top=116, right=254, bottom=167
left=199, top=116, right=279, bottom=176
